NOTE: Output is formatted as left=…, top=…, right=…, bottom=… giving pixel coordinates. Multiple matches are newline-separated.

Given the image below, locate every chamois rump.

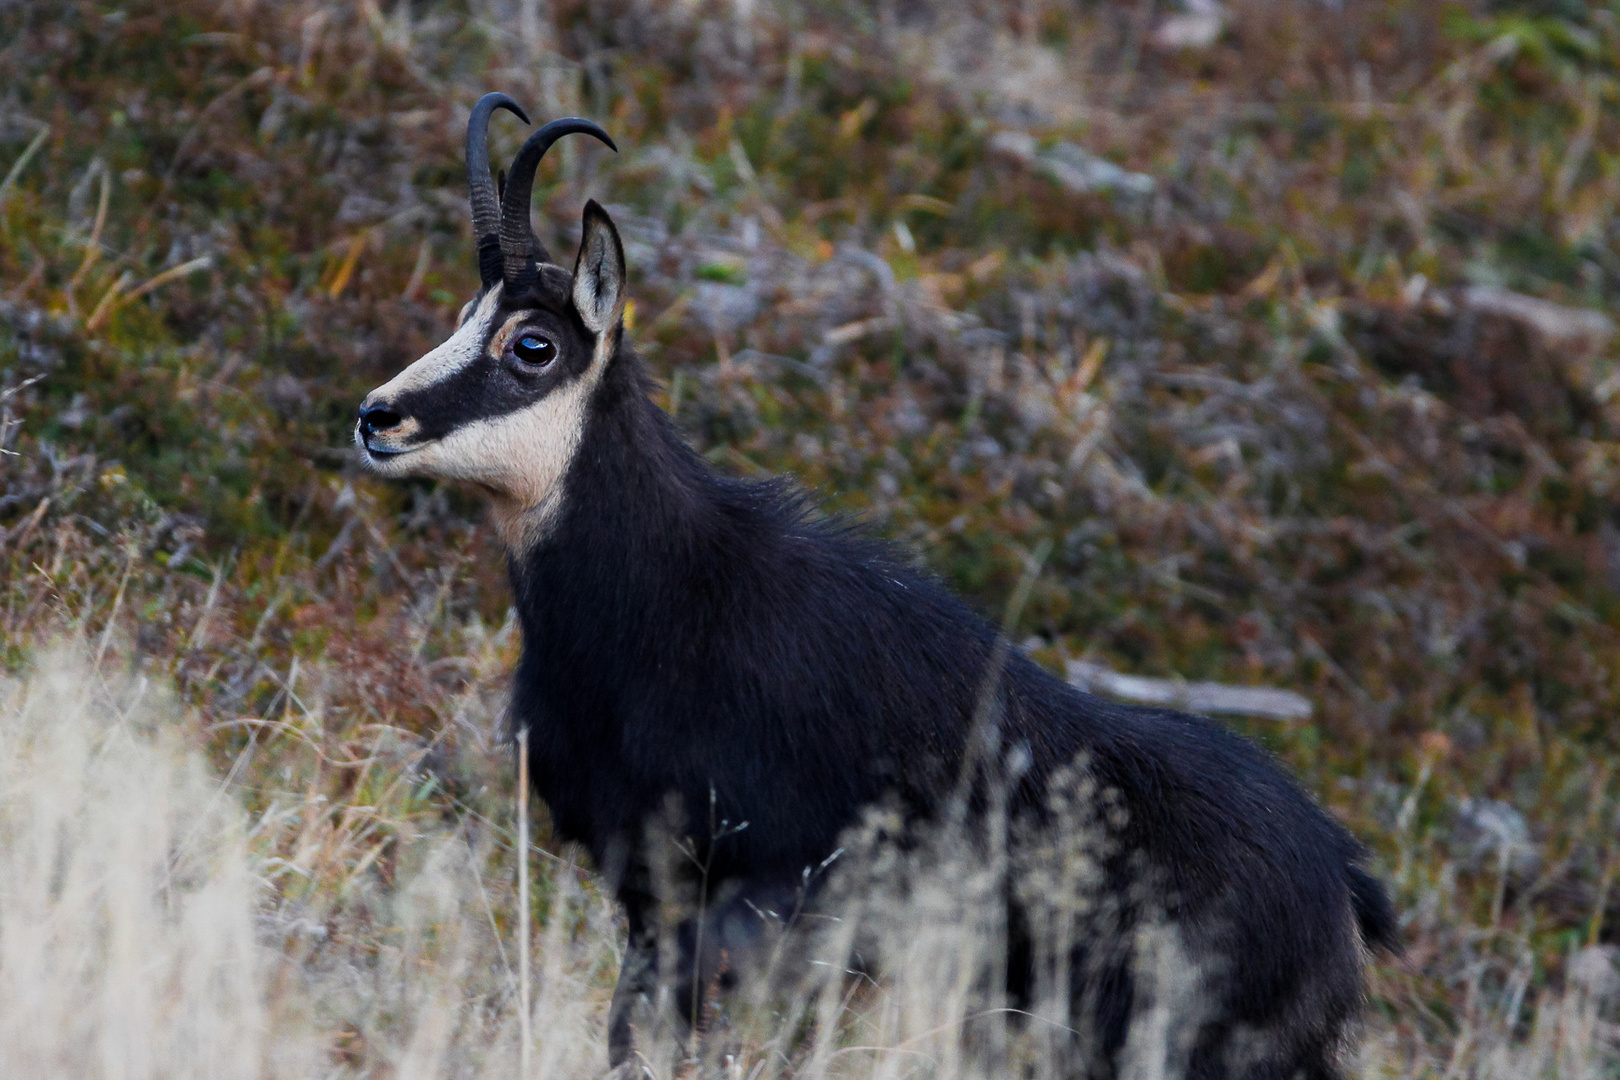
left=355, top=93, right=1401, bottom=1079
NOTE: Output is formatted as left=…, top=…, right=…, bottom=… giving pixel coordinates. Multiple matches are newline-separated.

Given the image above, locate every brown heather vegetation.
left=2, top=0, right=1619, bottom=1075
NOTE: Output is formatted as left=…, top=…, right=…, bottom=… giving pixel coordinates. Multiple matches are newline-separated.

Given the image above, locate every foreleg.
left=608, top=902, right=660, bottom=1069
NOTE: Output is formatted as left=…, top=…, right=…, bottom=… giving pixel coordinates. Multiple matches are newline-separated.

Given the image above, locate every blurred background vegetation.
left=2, top=0, right=1620, bottom=1074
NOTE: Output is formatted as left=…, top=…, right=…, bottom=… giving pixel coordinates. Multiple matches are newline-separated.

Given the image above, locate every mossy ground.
left=3, top=1, right=1620, bottom=1075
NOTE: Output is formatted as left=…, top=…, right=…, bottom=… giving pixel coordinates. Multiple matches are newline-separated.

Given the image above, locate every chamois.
left=355, top=94, right=1401, bottom=1079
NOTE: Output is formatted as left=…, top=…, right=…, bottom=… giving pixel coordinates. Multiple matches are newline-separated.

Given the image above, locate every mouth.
left=356, top=426, right=420, bottom=462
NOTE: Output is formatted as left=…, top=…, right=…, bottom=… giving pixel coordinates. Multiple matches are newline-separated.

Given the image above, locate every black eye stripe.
left=393, top=354, right=536, bottom=436
left=381, top=309, right=588, bottom=438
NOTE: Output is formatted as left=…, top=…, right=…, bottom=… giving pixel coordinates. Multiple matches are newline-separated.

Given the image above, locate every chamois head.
left=356, top=94, right=622, bottom=539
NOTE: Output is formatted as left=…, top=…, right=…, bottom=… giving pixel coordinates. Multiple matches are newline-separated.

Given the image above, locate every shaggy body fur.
left=505, top=344, right=1399, bottom=1080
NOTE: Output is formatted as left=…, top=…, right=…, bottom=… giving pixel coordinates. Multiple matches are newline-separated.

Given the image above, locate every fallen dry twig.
left=1067, top=660, right=1313, bottom=721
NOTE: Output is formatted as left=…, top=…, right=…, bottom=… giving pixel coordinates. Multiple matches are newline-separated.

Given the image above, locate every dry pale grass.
left=0, top=650, right=281, bottom=1079
left=1, top=639, right=1616, bottom=1080
left=0, top=644, right=610, bottom=1079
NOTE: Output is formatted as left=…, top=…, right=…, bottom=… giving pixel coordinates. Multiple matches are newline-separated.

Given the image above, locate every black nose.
left=358, top=405, right=403, bottom=436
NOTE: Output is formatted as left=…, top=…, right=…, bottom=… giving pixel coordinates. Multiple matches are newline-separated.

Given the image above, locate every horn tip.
left=577, top=118, right=618, bottom=153
left=474, top=91, right=531, bottom=126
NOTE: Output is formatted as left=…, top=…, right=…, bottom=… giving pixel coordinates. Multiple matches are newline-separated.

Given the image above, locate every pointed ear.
left=572, top=200, right=626, bottom=337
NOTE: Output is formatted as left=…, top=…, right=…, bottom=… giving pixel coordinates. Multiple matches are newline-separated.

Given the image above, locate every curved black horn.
left=498, top=117, right=617, bottom=289
left=467, top=92, right=530, bottom=287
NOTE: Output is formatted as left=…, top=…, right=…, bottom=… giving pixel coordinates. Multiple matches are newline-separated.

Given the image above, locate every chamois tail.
left=1348, top=864, right=1401, bottom=954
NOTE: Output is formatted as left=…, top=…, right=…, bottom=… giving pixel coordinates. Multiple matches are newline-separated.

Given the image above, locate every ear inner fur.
left=572, top=199, right=625, bottom=336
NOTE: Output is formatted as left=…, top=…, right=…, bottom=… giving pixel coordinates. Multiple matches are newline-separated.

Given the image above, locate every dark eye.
left=513, top=334, right=554, bottom=366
